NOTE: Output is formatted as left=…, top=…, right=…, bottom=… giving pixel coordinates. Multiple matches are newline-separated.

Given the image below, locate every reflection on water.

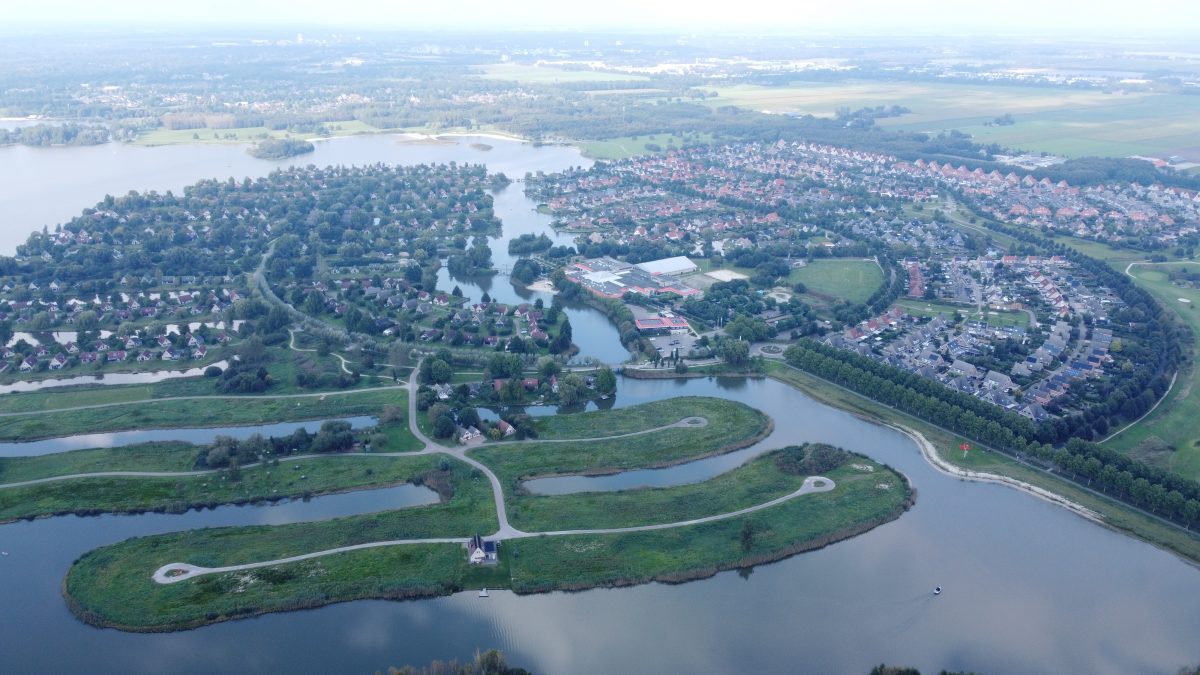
left=0, top=416, right=377, bottom=457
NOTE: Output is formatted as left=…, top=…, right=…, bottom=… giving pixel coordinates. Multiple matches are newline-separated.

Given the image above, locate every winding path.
left=147, top=358, right=838, bottom=586
left=151, top=476, right=833, bottom=585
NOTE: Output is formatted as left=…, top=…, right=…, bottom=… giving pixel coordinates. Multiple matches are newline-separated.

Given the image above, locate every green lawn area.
left=579, top=132, right=714, bottom=160
left=790, top=259, right=884, bottom=305
left=0, top=387, right=408, bottom=440
left=0, top=442, right=197, bottom=483
left=894, top=297, right=1030, bottom=329
left=477, top=63, right=649, bottom=84
left=0, top=453, right=439, bottom=523
left=1103, top=262, right=1200, bottom=479
left=507, top=447, right=866, bottom=531
left=64, top=458, right=498, bottom=631
left=471, top=398, right=770, bottom=487
left=707, top=79, right=1200, bottom=159
left=508, top=462, right=909, bottom=593
left=532, top=396, right=748, bottom=439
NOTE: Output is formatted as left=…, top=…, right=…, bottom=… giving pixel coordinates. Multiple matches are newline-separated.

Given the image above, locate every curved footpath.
left=152, top=476, right=833, bottom=585
left=147, top=358, right=837, bottom=585
left=0, top=417, right=707, bottom=490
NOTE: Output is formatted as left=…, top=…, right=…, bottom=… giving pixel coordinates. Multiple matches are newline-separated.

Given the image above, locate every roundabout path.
left=149, top=359, right=837, bottom=585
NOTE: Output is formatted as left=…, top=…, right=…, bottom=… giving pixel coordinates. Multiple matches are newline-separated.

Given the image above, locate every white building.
left=635, top=256, right=698, bottom=277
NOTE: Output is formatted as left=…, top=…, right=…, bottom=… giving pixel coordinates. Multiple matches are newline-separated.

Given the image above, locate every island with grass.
left=57, top=386, right=912, bottom=632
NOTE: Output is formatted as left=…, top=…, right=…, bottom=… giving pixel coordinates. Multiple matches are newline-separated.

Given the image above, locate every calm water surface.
left=0, top=137, right=1197, bottom=674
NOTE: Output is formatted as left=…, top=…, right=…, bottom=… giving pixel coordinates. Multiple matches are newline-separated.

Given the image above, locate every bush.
left=774, top=443, right=849, bottom=475
left=204, top=365, right=223, bottom=377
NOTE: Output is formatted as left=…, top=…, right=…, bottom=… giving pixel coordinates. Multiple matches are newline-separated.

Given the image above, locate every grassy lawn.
left=0, top=453, right=441, bottom=522
left=0, top=387, right=408, bottom=440
left=471, top=399, right=771, bottom=486
left=64, top=440, right=909, bottom=631
left=508, top=462, right=909, bottom=593
left=895, top=297, right=1030, bottom=329
left=764, top=360, right=1200, bottom=564
left=532, top=396, right=750, bottom=439
left=0, top=442, right=197, bottom=482
left=477, top=63, right=648, bottom=84
left=1103, top=262, right=1200, bottom=478
left=790, top=259, right=884, bottom=305
left=508, top=448, right=877, bottom=531
left=579, top=132, right=715, bottom=160
left=64, top=458, right=499, bottom=631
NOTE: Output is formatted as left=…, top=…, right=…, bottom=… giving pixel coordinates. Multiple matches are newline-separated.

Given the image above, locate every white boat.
left=933, top=586, right=942, bottom=595
left=479, top=588, right=489, bottom=598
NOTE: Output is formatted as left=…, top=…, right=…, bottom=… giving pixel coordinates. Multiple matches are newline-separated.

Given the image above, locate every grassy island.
left=62, top=429, right=912, bottom=632
left=247, top=138, right=315, bottom=159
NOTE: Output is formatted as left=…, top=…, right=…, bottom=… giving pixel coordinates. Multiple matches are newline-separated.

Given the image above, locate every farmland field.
left=707, top=80, right=1200, bottom=160
left=790, top=259, right=884, bottom=305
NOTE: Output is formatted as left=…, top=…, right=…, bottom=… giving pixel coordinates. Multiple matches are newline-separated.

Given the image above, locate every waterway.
left=0, top=416, right=377, bottom=457
left=0, top=135, right=1198, bottom=674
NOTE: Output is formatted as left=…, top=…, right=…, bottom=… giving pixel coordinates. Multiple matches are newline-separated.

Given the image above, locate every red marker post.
left=960, top=442, right=971, bottom=459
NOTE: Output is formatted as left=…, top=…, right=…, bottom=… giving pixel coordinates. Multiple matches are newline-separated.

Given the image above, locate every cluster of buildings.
left=563, top=256, right=703, bottom=300
left=897, top=159, right=1200, bottom=245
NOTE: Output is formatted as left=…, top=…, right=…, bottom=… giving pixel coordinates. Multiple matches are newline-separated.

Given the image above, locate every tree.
left=595, top=366, right=617, bottom=394
left=721, top=339, right=751, bottom=367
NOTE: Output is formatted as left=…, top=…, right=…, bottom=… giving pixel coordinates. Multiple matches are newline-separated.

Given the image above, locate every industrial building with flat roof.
left=635, top=256, right=698, bottom=277
left=634, top=315, right=691, bottom=335
left=565, top=257, right=702, bottom=299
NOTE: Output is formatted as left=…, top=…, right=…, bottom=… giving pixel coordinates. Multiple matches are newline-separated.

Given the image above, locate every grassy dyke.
left=66, top=543, right=511, bottom=632
left=764, top=360, right=1200, bottom=564
left=0, top=442, right=199, bottom=482
left=0, top=388, right=408, bottom=441
left=0, top=453, right=442, bottom=523
left=471, top=403, right=772, bottom=487
left=64, top=451, right=909, bottom=632
left=508, top=462, right=910, bottom=592
left=531, top=396, right=760, bottom=439
left=64, top=458, right=497, bottom=630
left=507, top=448, right=879, bottom=532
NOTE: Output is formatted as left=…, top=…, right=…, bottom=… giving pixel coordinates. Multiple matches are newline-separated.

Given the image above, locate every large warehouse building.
left=635, top=256, right=698, bottom=277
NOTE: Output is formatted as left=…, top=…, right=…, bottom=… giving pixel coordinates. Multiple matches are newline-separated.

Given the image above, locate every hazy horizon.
left=3, top=0, right=1198, bottom=39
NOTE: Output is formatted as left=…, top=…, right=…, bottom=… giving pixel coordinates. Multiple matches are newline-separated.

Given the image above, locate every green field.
left=0, top=453, right=436, bottom=523
left=707, top=80, right=1200, bottom=159
left=1103, top=262, right=1200, bottom=478
left=472, top=399, right=770, bottom=486
left=477, top=63, right=649, bottom=84
left=579, top=132, right=715, bottom=160
left=895, top=298, right=1030, bottom=329
left=64, top=443, right=909, bottom=631
left=790, top=259, right=884, bottom=305
left=0, top=387, right=408, bottom=441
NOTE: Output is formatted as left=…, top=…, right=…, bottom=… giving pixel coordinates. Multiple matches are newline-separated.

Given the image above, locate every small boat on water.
left=933, top=586, right=942, bottom=595
left=479, top=588, right=489, bottom=598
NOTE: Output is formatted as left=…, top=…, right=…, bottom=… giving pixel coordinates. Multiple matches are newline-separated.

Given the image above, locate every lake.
left=0, top=135, right=1197, bottom=675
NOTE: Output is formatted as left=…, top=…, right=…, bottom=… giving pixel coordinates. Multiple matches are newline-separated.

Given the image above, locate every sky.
left=7, top=0, right=1200, bottom=37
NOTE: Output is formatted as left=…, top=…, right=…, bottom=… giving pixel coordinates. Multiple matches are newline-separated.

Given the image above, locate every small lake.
left=0, top=415, right=377, bottom=456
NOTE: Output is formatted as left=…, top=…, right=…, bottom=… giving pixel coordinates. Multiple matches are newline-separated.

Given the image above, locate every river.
left=0, top=135, right=1198, bottom=674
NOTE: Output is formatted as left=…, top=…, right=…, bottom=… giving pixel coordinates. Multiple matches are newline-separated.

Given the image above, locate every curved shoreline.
left=890, top=422, right=1102, bottom=523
